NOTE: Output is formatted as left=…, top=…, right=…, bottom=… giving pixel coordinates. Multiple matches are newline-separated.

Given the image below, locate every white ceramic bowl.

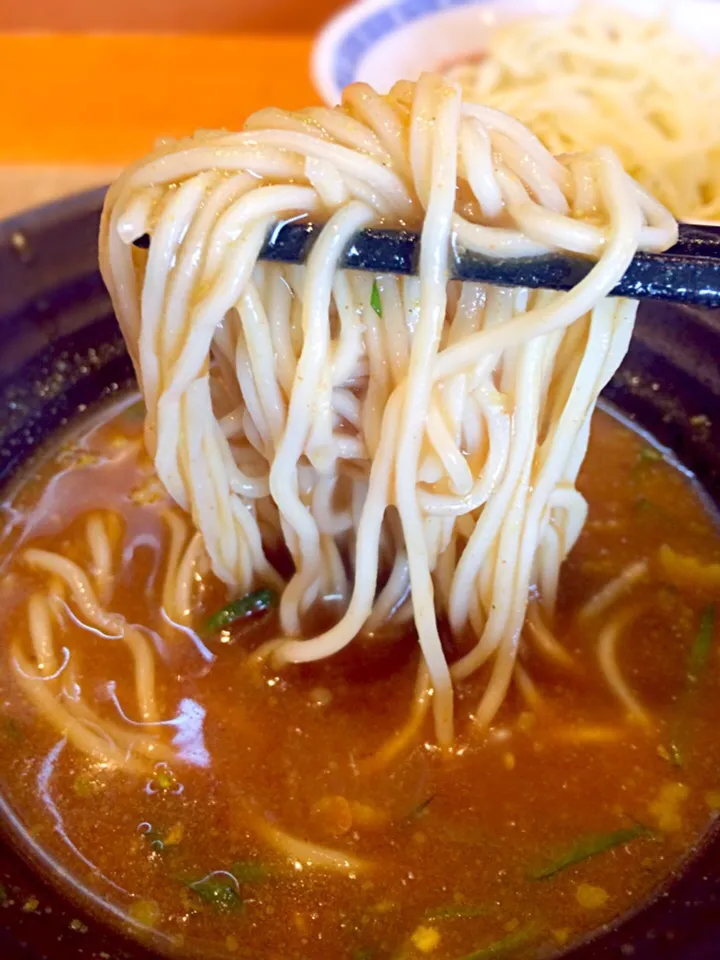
left=312, top=0, right=720, bottom=106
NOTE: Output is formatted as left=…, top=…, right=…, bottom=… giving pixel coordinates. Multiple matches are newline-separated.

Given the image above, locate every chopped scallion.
left=404, top=795, right=435, bottom=824
left=687, top=604, right=716, bottom=683
left=634, top=497, right=659, bottom=515
left=668, top=604, right=717, bottom=766
left=370, top=280, right=383, bottom=318
left=425, top=904, right=487, bottom=921
left=140, top=824, right=166, bottom=853
left=184, top=859, right=267, bottom=911
left=457, top=926, right=534, bottom=960
left=187, top=872, right=243, bottom=911
left=528, top=823, right=648, bottom=880
left=228, top=860, right=268, bottom=884
left=203, top=588, right=278, bottom=635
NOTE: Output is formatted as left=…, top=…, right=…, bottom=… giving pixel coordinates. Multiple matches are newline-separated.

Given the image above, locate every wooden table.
left=0, top=33, right=317, bottom=217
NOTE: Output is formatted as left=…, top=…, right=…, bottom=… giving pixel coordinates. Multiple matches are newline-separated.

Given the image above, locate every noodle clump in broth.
left=98, top=73, right=677, bottom=749
left=446, top=4, right=720, bottom=220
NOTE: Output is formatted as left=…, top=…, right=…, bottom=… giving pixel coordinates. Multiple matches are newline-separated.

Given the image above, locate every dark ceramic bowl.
left=1, top=192, right=720, bottom=960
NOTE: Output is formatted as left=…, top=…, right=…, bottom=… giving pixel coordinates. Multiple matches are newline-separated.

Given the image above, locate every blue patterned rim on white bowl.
left=311, top=0, right=720, bottom=107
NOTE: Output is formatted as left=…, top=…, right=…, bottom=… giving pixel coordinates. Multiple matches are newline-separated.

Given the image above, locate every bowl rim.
left=312, top=0, right=391, bottom=105
left=312, top=0, right=502, bottom=106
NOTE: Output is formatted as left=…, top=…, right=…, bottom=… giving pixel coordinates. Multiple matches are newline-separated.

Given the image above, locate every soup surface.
left=1, top=397, right=719, bottom=960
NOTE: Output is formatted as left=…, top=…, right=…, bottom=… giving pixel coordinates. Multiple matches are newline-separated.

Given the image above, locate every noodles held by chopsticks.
left=100, top=74, right=677, bottom=747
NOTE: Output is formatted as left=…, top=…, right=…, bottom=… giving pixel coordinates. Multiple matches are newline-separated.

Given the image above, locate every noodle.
left=359, top=662, right=431, bottom=774
left=525, top=600, right=574, bottom=670
left=123, top=625, right=159, bottom=724
left=248, top=810, right=369, bottom=875
left=577, top=560, right=649, bottom=624
left=12, top=647, right=144, bottom=773
left=514, top=663, right=543, bottom=712
left=23, top=549, right=123, bottom=637
left=596, top=604, right=652, bottom=728
left=27, top=593, right=59, bottom=677
left=86, top=511, right=119, bottom=605
left=447, top=5, right=720, bottom=220
left=161, top=509, right=208, bottom=625
left=174, top=532, right=206, bottom=626
left=99, top=75, right=677, bottom=747
left=11, top=512, right=175, bottom=769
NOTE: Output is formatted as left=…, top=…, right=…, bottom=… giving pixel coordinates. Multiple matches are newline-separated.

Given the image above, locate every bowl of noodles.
left=312, top=0, right=720, bottom=223
left=2, top=73, right=720, bottom=960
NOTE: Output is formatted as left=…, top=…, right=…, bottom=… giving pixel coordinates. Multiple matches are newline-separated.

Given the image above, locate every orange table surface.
left=0, top=34, right=319, bottom=164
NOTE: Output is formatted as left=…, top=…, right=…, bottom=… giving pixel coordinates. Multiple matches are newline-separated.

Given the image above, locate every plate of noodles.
left=313, top=0, right=720, bottom=223
left=2, top=72, right=720, bottom=960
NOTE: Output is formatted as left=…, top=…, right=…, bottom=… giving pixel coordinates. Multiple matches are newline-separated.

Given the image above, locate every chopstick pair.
left=134, top=220, right=720, bottom=308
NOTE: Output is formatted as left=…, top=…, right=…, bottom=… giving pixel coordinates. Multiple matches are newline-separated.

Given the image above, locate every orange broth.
left=1, top=396, right=720, bottom=960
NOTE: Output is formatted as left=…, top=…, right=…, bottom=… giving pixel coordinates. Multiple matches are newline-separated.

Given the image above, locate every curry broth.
left=1, top=398, right=720, bottom=960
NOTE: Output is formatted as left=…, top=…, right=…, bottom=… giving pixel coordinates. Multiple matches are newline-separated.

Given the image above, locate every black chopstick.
left=133, top=221, right=720, bottom=308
